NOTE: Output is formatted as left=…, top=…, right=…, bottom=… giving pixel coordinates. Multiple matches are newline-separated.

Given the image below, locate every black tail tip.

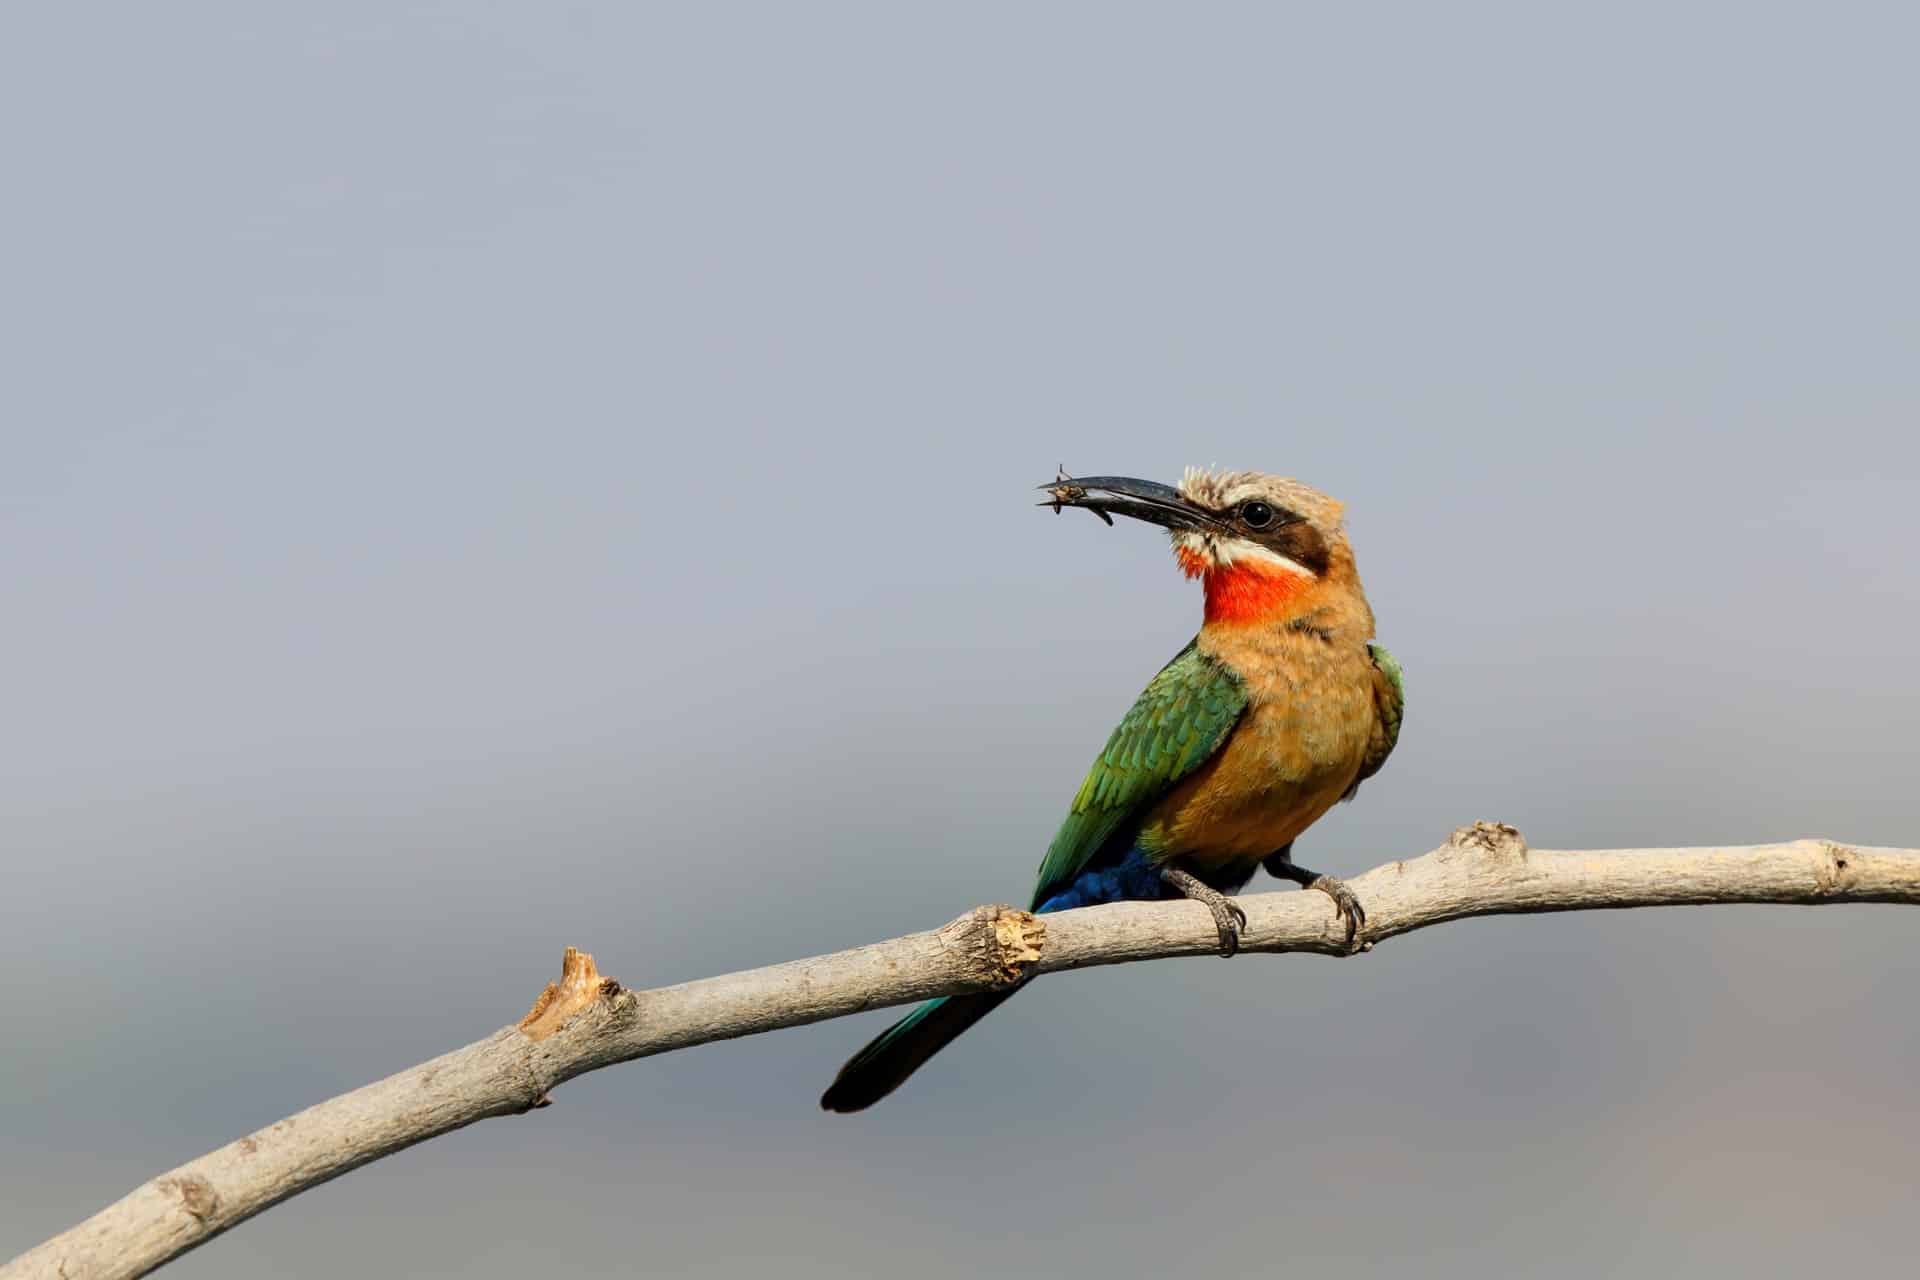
left=819, top=1078, right=884, bottom=1114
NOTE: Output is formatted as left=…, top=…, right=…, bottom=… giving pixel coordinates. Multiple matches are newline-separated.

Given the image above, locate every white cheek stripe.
left=1173, top=531, right=1314, bottom=577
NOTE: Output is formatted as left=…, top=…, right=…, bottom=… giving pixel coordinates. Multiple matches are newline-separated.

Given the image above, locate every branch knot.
left=1444, top=821, right=1528, bottom=862
left=1816, top=841, right=1859, bottom=895
left=156, top=1175, right=220, bottom=1224
left=961, top=905, right=1045, bottom=988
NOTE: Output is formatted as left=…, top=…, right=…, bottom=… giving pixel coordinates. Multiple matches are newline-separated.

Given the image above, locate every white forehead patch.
left=1177, top=465, right=1237, bottom=507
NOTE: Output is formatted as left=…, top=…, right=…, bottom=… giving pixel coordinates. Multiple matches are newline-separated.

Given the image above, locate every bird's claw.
left=1161, top=867, right=1246, bottom=957
left=1222, top=900, right=1248, bottom=957
left=1204, top=897, right=1245, bottom=957
left=1308, top=875, right=1366, bottom=950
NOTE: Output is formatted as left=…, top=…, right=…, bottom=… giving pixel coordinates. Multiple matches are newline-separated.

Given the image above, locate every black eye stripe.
left=1226, top=502, right=1330, bottom=575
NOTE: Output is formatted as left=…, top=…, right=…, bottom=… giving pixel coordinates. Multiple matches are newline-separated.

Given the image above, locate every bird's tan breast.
left=1139, top=631, right=1377, bottom=870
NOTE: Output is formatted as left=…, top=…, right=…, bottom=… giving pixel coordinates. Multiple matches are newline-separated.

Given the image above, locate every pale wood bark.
left=8, top=825, right=1918, bottom=1280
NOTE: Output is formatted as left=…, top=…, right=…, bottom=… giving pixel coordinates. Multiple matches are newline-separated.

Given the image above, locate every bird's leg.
left=1262, top=845, right=1366, bottom=948
left=1159, top=865, right=1247, bottom=957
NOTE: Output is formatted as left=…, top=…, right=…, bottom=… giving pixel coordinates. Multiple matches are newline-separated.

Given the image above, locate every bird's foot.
left=1160, top=867, right=1247, bottom=957
left=1306, top=875, right=1367, bottom=950
left=1263, top=851, right=1366, bottom=950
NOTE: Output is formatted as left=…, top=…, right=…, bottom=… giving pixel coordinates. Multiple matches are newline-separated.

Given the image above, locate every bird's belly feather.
left=1136, top=668, right=1373, bottom=872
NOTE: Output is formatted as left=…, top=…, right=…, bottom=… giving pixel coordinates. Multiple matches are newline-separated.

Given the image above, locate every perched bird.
left=820, top=468, right=1404, bottom=1113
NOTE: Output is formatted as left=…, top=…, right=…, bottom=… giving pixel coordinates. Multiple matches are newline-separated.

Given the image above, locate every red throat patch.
left=1177, top=547, right=1308, bottom=625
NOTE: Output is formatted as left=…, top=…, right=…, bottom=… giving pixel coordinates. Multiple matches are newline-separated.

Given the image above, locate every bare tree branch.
left=8, top=825, right=1918, bottom=1280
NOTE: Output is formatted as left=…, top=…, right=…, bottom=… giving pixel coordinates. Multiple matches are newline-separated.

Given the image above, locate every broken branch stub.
left=519, top=947, right=619, bottom=1041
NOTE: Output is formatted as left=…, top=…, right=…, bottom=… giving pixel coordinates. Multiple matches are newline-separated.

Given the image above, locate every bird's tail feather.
left=820, top=989, right=1019, bottom=1113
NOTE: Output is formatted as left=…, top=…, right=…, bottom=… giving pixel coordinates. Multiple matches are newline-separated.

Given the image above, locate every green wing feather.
left=1029, top=640, right=1248, bottom=910
left=1348, top=642, right=1405, bottom=796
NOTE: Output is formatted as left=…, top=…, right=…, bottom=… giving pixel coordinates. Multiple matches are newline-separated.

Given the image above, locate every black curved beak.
left=1038, top=472, right=1217, bottom=532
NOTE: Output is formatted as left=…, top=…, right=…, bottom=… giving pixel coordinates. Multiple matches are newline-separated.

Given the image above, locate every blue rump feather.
left=1035, top=846, right=1172, bottom=913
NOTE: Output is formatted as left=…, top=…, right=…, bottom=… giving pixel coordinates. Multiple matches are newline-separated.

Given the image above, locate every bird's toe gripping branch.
left=1264, top=853, right=1369, bottom=952
left=1306, top=876, right=1368, bottom=951
left=1159, top=867, right=1249, bottom=957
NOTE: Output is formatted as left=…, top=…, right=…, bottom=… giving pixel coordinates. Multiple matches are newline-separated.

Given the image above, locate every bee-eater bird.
left=820, top=468, right=1404, bottom=1113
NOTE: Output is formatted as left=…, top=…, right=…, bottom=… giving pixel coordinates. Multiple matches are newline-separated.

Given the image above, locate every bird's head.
left=1042, top=467, right=1356, bottom=627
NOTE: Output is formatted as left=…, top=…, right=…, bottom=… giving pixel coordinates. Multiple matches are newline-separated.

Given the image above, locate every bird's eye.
left=1240, top=500, right=1275, bottom=529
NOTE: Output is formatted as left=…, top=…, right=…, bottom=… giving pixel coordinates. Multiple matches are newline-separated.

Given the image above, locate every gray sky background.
left=4, top=3, right=1917, bottom=1276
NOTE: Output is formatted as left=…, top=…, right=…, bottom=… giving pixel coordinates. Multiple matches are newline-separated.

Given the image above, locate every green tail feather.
left=819, top=990, right=1018, bottom=1113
